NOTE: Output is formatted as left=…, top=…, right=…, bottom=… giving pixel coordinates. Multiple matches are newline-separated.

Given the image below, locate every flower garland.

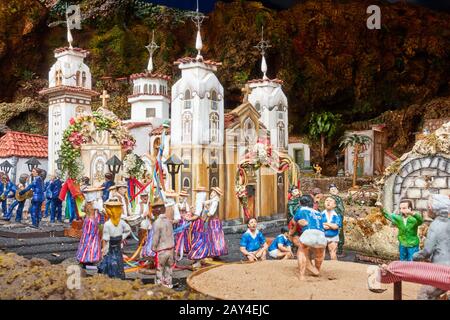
left=59, top=108, right=136, bottom=180
left=123, top=153, right=145, bottom=179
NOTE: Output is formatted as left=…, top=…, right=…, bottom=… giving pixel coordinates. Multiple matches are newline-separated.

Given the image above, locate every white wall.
left=288, top=143, right=311, bottom=168
left=2, top=157, right=48, bottom=184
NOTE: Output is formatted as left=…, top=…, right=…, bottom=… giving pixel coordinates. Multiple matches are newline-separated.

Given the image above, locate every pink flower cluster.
left=68, top=131, right=85, bottom=148
left=121, top=139, right=135, bottom=152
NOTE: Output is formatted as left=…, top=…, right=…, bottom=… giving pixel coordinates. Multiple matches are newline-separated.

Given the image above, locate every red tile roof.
left=151, top=126, right=171, bottom=135
left=39, top=85, right=100, bottom=97
left=0, top=131, right=48, bottom=158
left=174, top=56, right=222, bottom=68
left=124, top=122, right=152, bottom=130
left=130, top=71, right=171, bottom=81
left=224, top=112, right=239, bottom=129
left=54, top=47, right=90, bottom=56
left=247, top=78, right=284, bottom=85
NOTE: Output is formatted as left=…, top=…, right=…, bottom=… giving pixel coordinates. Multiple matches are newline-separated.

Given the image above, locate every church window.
left=153, top=84, right=157, bottom=94
left=244, top=118, right=256, bottom=144
left=184, top=90, right=192, bottom=109
left=146, top=108, right=156, bottom=118
left=209, top=113, right=219, bottom=143
left=182, top=112, right=192, bottom=143
left=183, top=177, right=191, bottom=189
left=210, top=90, right=218, bottom=111
left=159, top=85, right=163, bottom=95
left=55, top=70, right=63, bottom=86
left=144, top=84, right=149, bottom=94
left=76, top=71, right=81, bottom=86
left=255, top=102, right=261, bottom=113
left=82, top=71, right=87, bottom=87
left=278, top=122, right=286, bottom=149
left=278, top=112, right=284, bottom=120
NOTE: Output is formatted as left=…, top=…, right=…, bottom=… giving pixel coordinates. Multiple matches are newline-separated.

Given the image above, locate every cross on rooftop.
left=145, top=30, right=160, bottom=73
left=241, top=84, right=252, bottom=103
left=254, top=26, right=271, bottom=56
left=100, top=90, right=110, bottom=109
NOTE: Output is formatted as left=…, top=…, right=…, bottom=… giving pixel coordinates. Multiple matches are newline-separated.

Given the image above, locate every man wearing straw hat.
left=204, top=186, right=228, bottom=259
left=186, top=186, right=209, bottom=269
left=152, top=195, right=175, bottom=288
left=108, top=182, right=131, bottom=219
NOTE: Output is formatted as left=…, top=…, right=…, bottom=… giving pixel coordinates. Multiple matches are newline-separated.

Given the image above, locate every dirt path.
left=189, top=260, right=421, bottom=300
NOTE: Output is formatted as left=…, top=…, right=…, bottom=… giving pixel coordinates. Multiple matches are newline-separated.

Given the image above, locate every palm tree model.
left=339, top=134, right=372, bottom=188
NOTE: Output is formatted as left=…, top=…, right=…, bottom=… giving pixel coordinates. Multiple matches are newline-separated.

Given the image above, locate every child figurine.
left=204, top=187, right=228, bottom=259
left=379, top=199, right=423, bottom=261
left=329, top=183, right=346, bottom=256
left=239, top=218, right=268, bottom=262
left=4, top=174, right=30, bottom=222
left=98, top=198, right=131, bottom=279
left=268, top=226, right=294, bottom=260
left=151, top=201, right=175, bottom=289
left=76, top=186, right=103, bottom=267
left=294, top=195, right=327, bottom=280
left=321, top=196, right=342, bottom=260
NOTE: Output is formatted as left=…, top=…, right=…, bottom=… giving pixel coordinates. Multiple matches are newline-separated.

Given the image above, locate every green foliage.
left=233, top=71, right=249, bottom=86
left=339, top=134, right=372, bottom=150
left=308, top=112, right=341, bottom=141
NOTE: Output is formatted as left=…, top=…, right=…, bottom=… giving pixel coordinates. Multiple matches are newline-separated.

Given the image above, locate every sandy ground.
left=188, top=260, right=421, bottom=300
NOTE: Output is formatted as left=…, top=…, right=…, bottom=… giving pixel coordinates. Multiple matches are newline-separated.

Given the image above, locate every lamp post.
left=56, top=158, right=63, bottom=171
left=106, top=155, right=123, bottom=181
left=164, top=154, right=182, bottom=191
left=0, top=160, right=13, bottom=178
left=25, top=157, right=41, bottom=181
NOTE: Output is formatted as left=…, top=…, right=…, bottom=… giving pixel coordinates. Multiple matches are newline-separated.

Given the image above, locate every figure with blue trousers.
left=19, top=168, right=45, bottom=228
left=101, top=172, right=115, bottom=202
left=4, top=174, right=30, bottom=222
left=49, top=172, right=63, bottom=223
left=1, top=174, right=15, bottom=217
left=44, top=177, right=52, bottom=218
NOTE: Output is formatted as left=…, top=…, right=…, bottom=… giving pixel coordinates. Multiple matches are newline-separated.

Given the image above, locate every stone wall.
left=300, top=176, right=374, bottom=193
left=383, top=154, right=450, bottom=212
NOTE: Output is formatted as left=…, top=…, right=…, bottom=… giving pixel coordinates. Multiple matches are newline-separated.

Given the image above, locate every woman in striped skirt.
left=186, top=186, right=209, bottom=268
left=76, top=187, right=102, bottom=265
left=175, top=190, right=192, bottom=257
left=205, top=187, right=228, bottom=258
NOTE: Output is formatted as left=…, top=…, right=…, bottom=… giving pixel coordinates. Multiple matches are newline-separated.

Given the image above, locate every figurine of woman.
left=98, top=198, right=131, bottom=279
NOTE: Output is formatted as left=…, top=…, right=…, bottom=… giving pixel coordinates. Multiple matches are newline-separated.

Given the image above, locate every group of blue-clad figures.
left=0, top=167, right=63, bottom=228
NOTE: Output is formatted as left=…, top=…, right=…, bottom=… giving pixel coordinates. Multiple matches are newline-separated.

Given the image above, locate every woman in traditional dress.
left=176, top=189, right=192, bottom=257
left=76, top=186, right=103, bottom=266
left=98, top=198, right=131, bottom=279
left=204, top=187, right=228, bottom=258
left=186, top=186, right=209, bottom=268
left=140, top=196, right=159, bottom=260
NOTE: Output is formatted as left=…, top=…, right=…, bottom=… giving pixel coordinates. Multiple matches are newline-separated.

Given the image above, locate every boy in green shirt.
left=380, top=199, right=423, bottom=261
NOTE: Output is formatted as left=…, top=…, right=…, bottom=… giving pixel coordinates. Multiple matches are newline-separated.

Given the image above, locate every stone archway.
left=392, top=156, right=450, bottom=211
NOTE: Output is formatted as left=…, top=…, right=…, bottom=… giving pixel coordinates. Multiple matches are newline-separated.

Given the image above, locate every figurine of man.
left=1, top=173, right=15, bottom=218
left=4, top=174, right=30, bottom=223
left=19, top=168, right=45, bottom=228
left=313, top=164, right=322, bottom=178
left=49, top=171, right=63, bottom=224
left=109, top=182, right=131, bottom=218
left=151, top=201, right=175, bottom=288
left=329, top=183, right=346, bottom=256
left=413, top=194, right=450, bottom=300
left=287, top=185, right=301, bottom=222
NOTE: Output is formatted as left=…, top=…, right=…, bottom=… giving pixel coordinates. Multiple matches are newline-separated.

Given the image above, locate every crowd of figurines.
left=0, top=169, right=448, bottom=298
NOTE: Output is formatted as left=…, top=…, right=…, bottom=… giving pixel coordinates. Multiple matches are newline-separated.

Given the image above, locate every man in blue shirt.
left=293, top=195, right=327, bottom=280
left=49, top=172, right=63, bottom=224
left=268, top=226, right=293, bottom=260
left=101, top=173, right=115, bottom=202
left=321, top=197, right=342, bottom=260
left=239, top=218, right=268, bottom=261
left=19, top=168, right=45, bottom=228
